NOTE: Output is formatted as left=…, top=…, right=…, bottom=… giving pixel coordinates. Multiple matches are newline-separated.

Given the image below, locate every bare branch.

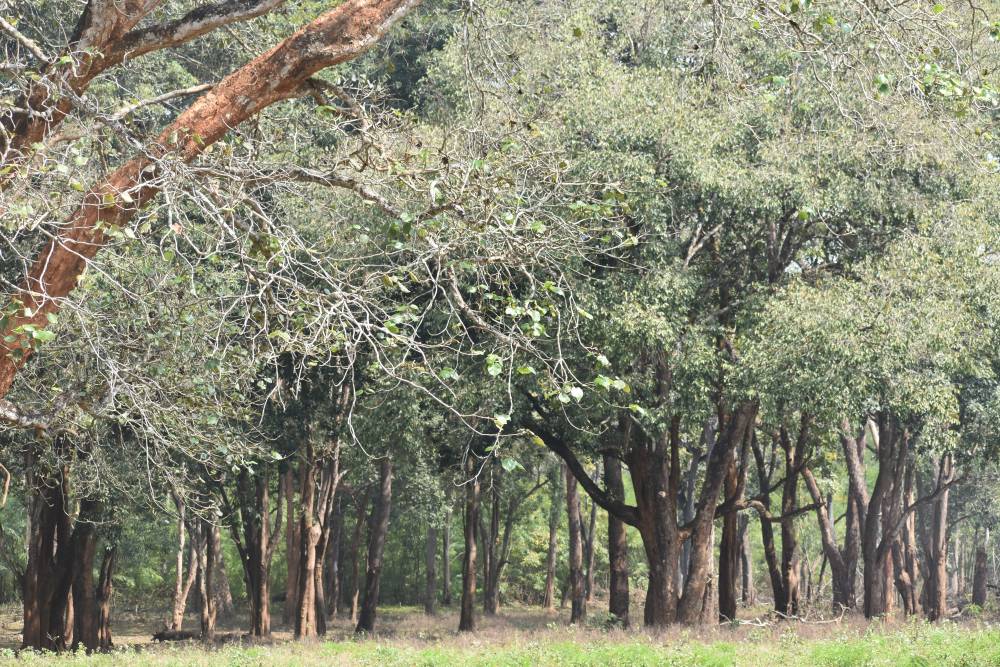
left=0, top=15, right=50, bottom=63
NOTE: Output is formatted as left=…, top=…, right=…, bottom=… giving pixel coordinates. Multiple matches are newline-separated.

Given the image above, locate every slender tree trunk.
left=543, top=464, right=562, bottom=610
left=604, top=454, right=629, bottom=626
left=484, top=466, right=501, bottom=615
left=459, top=461, right=480, bottom=632
left=96, top=544, right=116, bottom=651
left=738, top=514, right=755, bottom=606
left=169, top=494, right=190, bottom=631
left=425, top=525, right=438, bottom=615
left=284, top=467, right=300, bottom=626
left=750, top=432, right=786, bottom=614
left=356, top=458, right=393, bottom=633
left=565, top=463, right=586, bottom=624
left=347, top=497, right=366, bottom=624
left=211, top=525, right=235, bottom=620
left=442, top=500, right=453, bottom=607
left=325, top=496, right=343, bottom=617
left=921, top=455, right=953, bottom=621
left=583, top=493, right=598, bottom=604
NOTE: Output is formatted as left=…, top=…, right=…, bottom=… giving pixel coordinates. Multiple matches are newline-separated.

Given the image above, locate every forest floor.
left=0, top=603, right=998, bottom=665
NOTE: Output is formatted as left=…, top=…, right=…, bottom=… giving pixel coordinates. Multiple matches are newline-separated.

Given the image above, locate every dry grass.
left=0, top=602, right=998, bottom=665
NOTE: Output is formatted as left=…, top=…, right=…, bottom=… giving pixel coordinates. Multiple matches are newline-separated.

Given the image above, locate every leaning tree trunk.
left=565, top=463, right=587, bottom=624
left=604, top=453, right=630, bottom=626
left=459, top=460, right=480, bottom=632
left=356, top=458, right=393, bottom=633
left=0, top=0, right=424, bottom=400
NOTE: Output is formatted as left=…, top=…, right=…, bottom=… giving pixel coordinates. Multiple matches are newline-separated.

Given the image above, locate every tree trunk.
left=96, top=544, right=116, bottom=651
left=603, top=454, right=629, bottom=626
left=223, top=464, right=283, bottom=638
left=325, top=496, right=343, bottom=617
left=425, top=525, right=438, bottom=615
left=194, top=519, right=217, bottom=641
left=628, top=443, right=680, bottom=627
left=583, top=492, right=598, bottom=604
left=802, top=467, right=851, bottom=613
left=211, top=525, right=235, bottom=620
left=677, top=404, right=756, bottom=624
left=777, top=422, right=805, bottom=618
left=168, top=493, right=193, bottom=632
left=459, top=461, right=480, bottom=632
left=921, top=454, right=953, bottom=621
left=484, top=465, right=501, bottom=615
left=565, top=463, right=586, bottom=624
left=973, top=546, right=988, bottom=607
left=750, top=432, right=786, bottom=614
left=543, top=463, right=562, bottom=610
left=284, top=467, right=300, bottom=627
left=738, top=514, right=755, bottom=606
left=442, top=495, right=453, bottom=607
left=346, top=496, right=366, bottom=624
left=356, top=457, right=393, bottom=633
left=718, top=456, right=740, bottom=622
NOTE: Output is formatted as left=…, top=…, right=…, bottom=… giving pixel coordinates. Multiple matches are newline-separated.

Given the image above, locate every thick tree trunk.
left=425, top=525, right=438, bottom=615
left=629, top=444, right=680, bottom=627
left=861, top=414, right=909, bottom=619
left=459, top=462, right=480, bottom=632
left=677, top=404, right=756, bottom=625
left=356, top=458, right=393, bottom=633
left=95, top=544, right=116, bottom=651
left=973, top=546, right=988, bottom=607
left=565, top=463, right=587, bottom=624
left=718, top=457, right=740, bottom=622
left=195, top=520, right=217, bottom=641
left=604, top=454, right=629, bottom=626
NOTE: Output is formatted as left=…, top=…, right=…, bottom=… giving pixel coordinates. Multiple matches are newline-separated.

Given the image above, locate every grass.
left=1, top=606, right=999, bottom=665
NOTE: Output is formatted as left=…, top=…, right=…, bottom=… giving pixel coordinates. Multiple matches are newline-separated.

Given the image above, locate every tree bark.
left=718, top=456, right=740, bottom=622
left=0, top=0, right=424, bottom=400
left=738, top=514, right=755, bottom=606
left=356, top=457, right=393, bottom=633
left=442, top=496, right=453, bottom=606
left=565, top=463, right=586, bottom=624
left=459, top=460, right=480, bottom=632
left=973, top=545, right=988, bottom=607
left=603, top=453, right=629, bottom=626
left=920, top=454, right=953, bottom=621
left=425, top=525, right=438, bottom=615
